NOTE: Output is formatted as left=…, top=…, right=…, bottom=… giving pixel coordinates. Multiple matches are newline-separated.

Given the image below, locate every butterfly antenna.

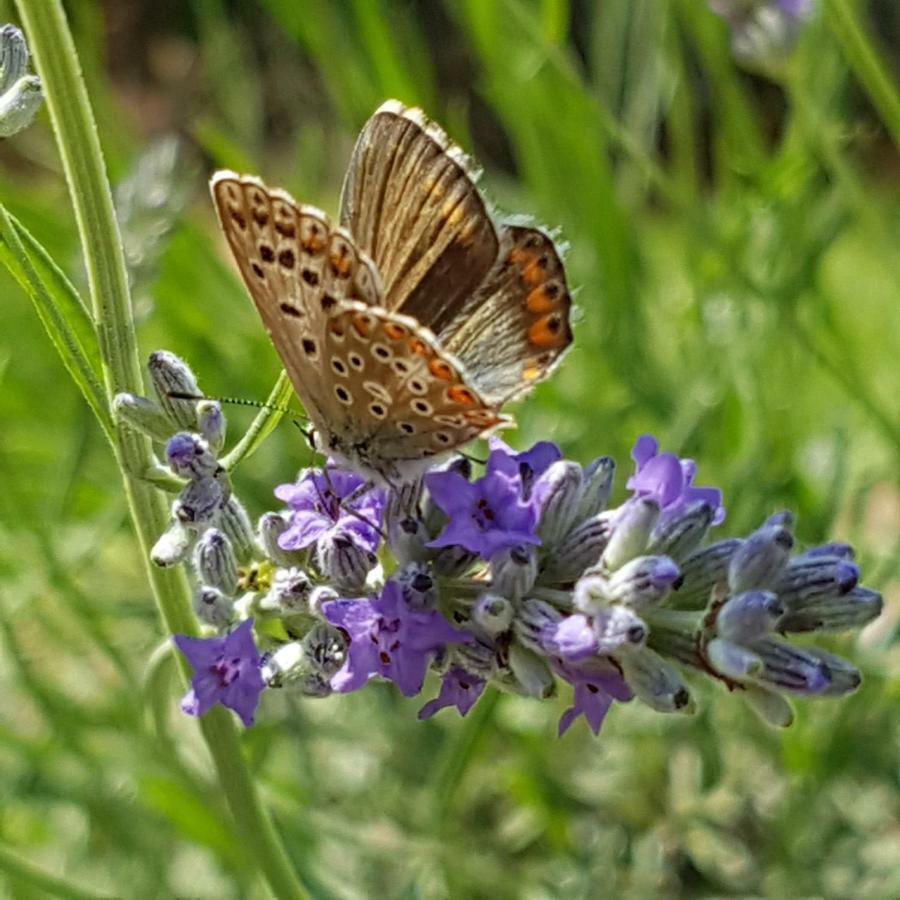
left=166, top=391, right=304, bottom=420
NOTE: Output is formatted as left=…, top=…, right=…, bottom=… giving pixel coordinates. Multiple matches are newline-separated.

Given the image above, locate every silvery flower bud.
left=388, top=515, right=430, bottom=566
left=648, top=500, right=714, bottom=561
left=728, top=521, right=794, bottom=592
left=801, top=543, right=854, bottom=561
left=741, top=683, right=794, bottom=728
left=112, top=392, right=173, bottom=442
left=514, top=598, right=562, bottom=653
left=148, top=350, right=201, bottom=429
left=716, top=590, right=783, bottom=643
left=535, top=461, right=583, bottom=548
left=0, top=72, right=42, bottom=138
left=193, top=528, right=238, bottom=595
left=601, top=498, right=659, bottom=571
left=262, top=567, right=312, bottom=614
left=593, top=606, right=648, bottom=653
left=603, top=555, right=680, bottom=609
left=173, top=477, right=223, bottom=527
left=315, top=533, right=376, bottom=592
left=748, top=639, right=861, bottom=697
left=575, top=456, right=615, bottom=520
left=193, top=585, right=234, bottom=628
left=258, top=513, right=303, bottom=567
left=217, top=495, right=256, bottom=564
left=705, top=637, right=764, bottom=680
left=151, top=519, right=196, bottom=567
left=262, top=641, right=304, bottom=687
left=394, top=563, right=438, bottom=611
left=671, top=539, right=742, bottom=609
left=491, top=544, right=538, bottom=598
left=508, top=642, right=555, bottom=699
left=540, top=513, right=612, bottom=584
left=309, top=585, right=339, bottom=618
left=196, top=400, right=226, bottom=454
left=616, top=645, right=695, bottom=714
left=165, top=433, right=219, bottom=480
left=302, top=622, right=347, bottom=676
left=777, top=586, right=882, bottom=634
left=473, top=592, right=515, bottom=636
left=432, top=545, right=478, bottom=578
left=572, top=572, right=608, bottom=615
left=451, top=639, right=498, bottom=682
left=774, top=555, right=860, bottom=607
left=297, top=670, right=334, bottom=697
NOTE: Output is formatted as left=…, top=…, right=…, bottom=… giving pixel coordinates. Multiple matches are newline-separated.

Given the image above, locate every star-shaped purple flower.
left=554, top=660, right=632, bottom=736
left=488, top=437, right=562, bottom=499
left=323, top=581, right=470, bottom=697
left=418, top=667, right=486, bottom=719
left=173, top=619, right=265, bottom=727
left=275, top=466, right=385, bottom=553
left=426, top=453, right=541, bottom=559
left=627, top=435, right=725, bottom=526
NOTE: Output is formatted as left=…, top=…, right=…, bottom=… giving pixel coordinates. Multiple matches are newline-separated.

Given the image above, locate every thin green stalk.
left=825, top=0, right=900, bottom=147
left=0, top=841, right=110, bottom=900
left=16, top=3, right=307, bottom=897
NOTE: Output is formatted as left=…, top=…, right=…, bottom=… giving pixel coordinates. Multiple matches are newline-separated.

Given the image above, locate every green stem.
left=0, top=841, right=110, bottom=900
left=16, top=3, right=306, bottom=898
left=825, top=0, right=900, bottom=148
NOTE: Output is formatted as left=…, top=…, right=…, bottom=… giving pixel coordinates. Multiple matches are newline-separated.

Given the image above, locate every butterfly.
left=211, top=100, right=572, bottom=486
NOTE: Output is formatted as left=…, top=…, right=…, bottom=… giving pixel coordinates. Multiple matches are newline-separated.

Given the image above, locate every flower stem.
left=15, top=3, right=307, bottom=897
left=0, top=840, right=107, bottom=900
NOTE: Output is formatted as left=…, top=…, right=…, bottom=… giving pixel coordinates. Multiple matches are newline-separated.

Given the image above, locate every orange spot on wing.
left=428, top=359, right=455, bottom=381
left=527, top=314, right=564, bottom=349
left=301, top=234, right=325, bottom=254
left=525, top=285, right=556, bottom=314
left=447, top=385, right=477, bottom=407
left=408, top=338, right=430, bottom=357
left=521, top=258, right=546, bottom=287
left=330, top=250, right=353, bottom=278
left=352, top=315, right=372, bottom=337
left=329, top=319, right=346, bottom=337
left=383, top=322, right=408, bottom=341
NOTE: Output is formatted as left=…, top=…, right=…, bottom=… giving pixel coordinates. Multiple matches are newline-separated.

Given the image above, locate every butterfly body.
left=211, top=100, right=573, bottom=485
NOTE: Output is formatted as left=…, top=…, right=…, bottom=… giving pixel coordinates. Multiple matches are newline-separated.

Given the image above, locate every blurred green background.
left=1, top=0, right=898, bottom=896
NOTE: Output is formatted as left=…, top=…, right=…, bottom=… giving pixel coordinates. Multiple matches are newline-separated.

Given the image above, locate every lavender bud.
left=508, top=642, right=555, bottom=699
left=433, top=545, right=478, bottom=578
left=112, top=392, right=173, bottom=442
left=394, top=563, right=438, bottom=611
left=616, top=646, right=695, bottom=714
left=535, top=461, right=583, bottom=548
left=309, top=585, right=339, bottom=618
left=671, top=539, right=742, bottom=609
left=296, top=671, right=334, bottom=697
left=572, top=572, right=608, bottom=615
left=262, top=641, right=304, bottom=687
left=262, top=567, right=312, bottom=614
left=778, top=586, right=883, bottom=634
left=165, top=433, right=219, bottom=480
left=193, top=585, right=234, bottom=628
left=648, top=501, right=714, bottom=561
left=196, top=400, right=226, bottom=454
left=258, top=513, right=303, bottom=567
left=148, top=350, right=201, bottom=429
left=302, top=623, right=347, bottom=676
left=491, top=544, right=538, bottom=598
left=173, top=477, right=223, bottom=527
left=705, top=637, right=764, bottom=680
left=774, top=555, right=860, bottom=608
left=800, top=543, right=855, bottom=561
left=473, top=592, right=515, bottom=636
left=315, top=533, right=375, bottom=592
left=0, top=27, right=43, bottom=137
left=593, top=606, right=648, bottom=653
left=540, top=513, right=612, bottom=584
left=514, top=598, right=562, bottom=653
left=603, top=555, right=680, bottom=609
left=748, top=639, right=861, bottom=697
left=575, top=456, right=615, bottom=520
left=151, top=520, right=196, bottom=566
left=217, top=495, right=256, bottom=564
left=601, top=498, right=660, bottom=571
left=728, top=522, right=794, bottom=593
left=193, top=528, right=238, bottom=595
left=451, top=639, right=498, bottom=682
left=741, top=684, right=794, bottom=728
left=716, top=590, right=783, bottom=643
left=388, top=515, right=430, bottom=566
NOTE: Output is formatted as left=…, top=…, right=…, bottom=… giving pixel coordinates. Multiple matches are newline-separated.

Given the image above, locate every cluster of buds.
left=118, top=352, right=882, bottom=734
left=0, top=25, right=43, bottom=137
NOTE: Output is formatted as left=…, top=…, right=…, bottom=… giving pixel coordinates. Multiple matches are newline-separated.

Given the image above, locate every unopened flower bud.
left=258, top=513, right=303, bottom=567
left=648, top=500, right=714, bottom=561
left=451, top=639, right=498, bottom=682
left=716, top=590, right=783, bottom=643
left=601, top=498, right=659, bottom=571
left=491, top=544, right=538, bottom=598
left=196, top=400, right=226, bottom=454
left=432, top=545, right=478, bottom=578
left=0, top=26, right=42, bottom=137
left=151, top=519, right=196, bottom=566
left=389, top=515, right=430, bottom=566
left=540, top=513, right=612, bottom=583
left=774, top=555, right=860, bottom=607
left=705, top=637, right=764, bottom=680
left=728, top=522, right=793, bottom=592
left=473, top=592, right=515, bottom=635
left=394, top=563, right=438, bottom=611
left=165, top=433, right=219, bottom=480
left=572, top=572, right=608, bottom=614
left=576, top=456, right=615, bottom=520
left=616, top=645, right=695, bottom=714
left=593, top=606, right=648, bottom=653
left=802, top=542, right=855, bottom=561
left=262, top=566, right=312, bottom=614
left=603, top=555, right=680, bottom=609
left=173, top=477, right=223, bottom=527
left=217, top=495, right=256, bottom=564
left=302, top=622, right=347, bottom=676
left=777, top=586, right=883, bottom=634
left=194, top=528, right=238, bottom=595
left=535, top=461, right=583, bottom=548
left=749, top=639, right=861, bottom=696
left=112, top=392, right=174, bottom=442
left=309, top=585, right=339, bottom=618
left=508, top=642, right=555, bottom=699
left=193, top=585, right=234, bottom=628
left=148, top=350, right=201, bottom=429
left=671, top=539, right=742, bottom=609
left=514, top=598, right=563, bottom=653
left=315, top=533, right=376, bottom=592
left=741, top=683, right=794, bottom=728
left=262, top=641, right=304, bottom=687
